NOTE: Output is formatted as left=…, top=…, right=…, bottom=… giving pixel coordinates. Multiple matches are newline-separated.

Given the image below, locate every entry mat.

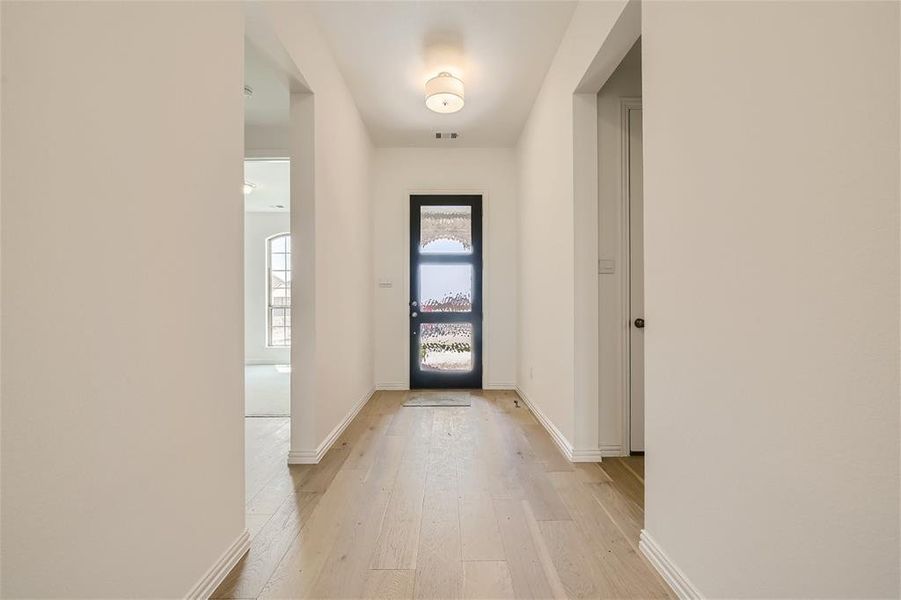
left=403, top=391, right=472, bottom=407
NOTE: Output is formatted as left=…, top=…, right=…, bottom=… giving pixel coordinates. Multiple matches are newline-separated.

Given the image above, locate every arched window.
left=267, top=233, right=291, bottom=347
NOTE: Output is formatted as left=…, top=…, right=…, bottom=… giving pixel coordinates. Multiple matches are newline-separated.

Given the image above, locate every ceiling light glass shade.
left=243, top=182, right=255, bottom=195
left=425, top=72, right=464, bottom=114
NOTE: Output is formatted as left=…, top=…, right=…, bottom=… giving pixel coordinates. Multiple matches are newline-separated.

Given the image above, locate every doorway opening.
left=244, top=158, right=291, bottom=417
left=596, top=38, right=643, bottom=458
left=241, top=31, right=294, bottom=534
left=409, top=195, right=483, bottom=389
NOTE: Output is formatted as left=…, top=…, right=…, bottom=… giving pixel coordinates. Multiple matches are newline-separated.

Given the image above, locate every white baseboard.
left=376, top=383, right=516, bottom=391
left=483, top=383, right=516, bottom=390
left=571, top=448, right=605, bottom=461
left=185, top=528, right=249, bottom=599
left=514, top=387, right=575, bottom=461
left=599, top=443, right=626, bottom=457
left=639, top=530, right=702, bottom=600
left=287, top=387, right=375, bottom=464
left=286, top=448, right=320, bottom=464
left=375, top=382, right=408, bottom=390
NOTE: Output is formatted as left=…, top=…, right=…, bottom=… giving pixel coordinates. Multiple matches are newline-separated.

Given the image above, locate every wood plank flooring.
left=214, top=390, right=671, bottom=599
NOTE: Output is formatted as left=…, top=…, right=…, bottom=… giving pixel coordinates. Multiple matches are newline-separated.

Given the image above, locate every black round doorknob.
left=634, top=318, right=645, bottom=328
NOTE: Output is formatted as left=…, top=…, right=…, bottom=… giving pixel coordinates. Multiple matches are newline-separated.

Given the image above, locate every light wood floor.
left=214, top=390, right=670, bottom=599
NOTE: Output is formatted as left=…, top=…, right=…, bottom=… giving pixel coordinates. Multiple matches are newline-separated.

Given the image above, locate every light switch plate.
left=598, top=259, right=615, bottom=274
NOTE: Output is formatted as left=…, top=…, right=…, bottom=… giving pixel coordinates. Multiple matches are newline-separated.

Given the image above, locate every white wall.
left=642, top=2, right=900, bottom=597
left=517, top=1, right=631, bottom=456
left=261, top=2, right=375, bottom=458
left=245, top=212, right=291, bottom=365
left=597, top=41, right=641, bottom=453
left=246, top=125, right=289, bottom=158
left=372, top=148, right=518, bottom=390
left=0, top=2, right=245, bottom=597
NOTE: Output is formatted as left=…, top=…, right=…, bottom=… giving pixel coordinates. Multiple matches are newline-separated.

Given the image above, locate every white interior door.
left=628, top=107, right=645, bottom=452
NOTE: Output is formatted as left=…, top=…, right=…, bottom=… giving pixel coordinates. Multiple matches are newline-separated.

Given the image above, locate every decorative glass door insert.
left=410, top=196, right=482, bottom=389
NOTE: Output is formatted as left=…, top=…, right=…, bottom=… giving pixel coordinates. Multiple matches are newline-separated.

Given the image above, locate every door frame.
left=403, top=188, right=489, bottom=389
left=620, top=98, right=642, bottom=456
left=409, top=194, right=483, bottom=389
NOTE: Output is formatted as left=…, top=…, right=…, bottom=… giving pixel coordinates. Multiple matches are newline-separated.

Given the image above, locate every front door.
left=410, top=195, right=483, bottom=389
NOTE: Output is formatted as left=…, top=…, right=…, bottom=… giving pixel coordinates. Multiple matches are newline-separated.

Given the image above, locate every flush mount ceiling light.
left=425, top=72, right=464, bottom=114
left=243, top=182, right=255, bottom=195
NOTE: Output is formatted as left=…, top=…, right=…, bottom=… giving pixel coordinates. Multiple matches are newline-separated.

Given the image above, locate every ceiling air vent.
left=434, top=132, right=459, bottom=140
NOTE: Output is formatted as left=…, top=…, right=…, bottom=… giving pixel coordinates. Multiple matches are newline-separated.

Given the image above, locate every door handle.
left=634, top=318, right=645, bottom=328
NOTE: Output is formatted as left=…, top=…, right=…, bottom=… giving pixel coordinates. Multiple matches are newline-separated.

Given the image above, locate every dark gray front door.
left=409, top=195, right=483, bottom=389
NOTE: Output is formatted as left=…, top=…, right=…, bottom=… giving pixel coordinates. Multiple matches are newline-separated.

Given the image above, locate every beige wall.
left=642, top=1, right=900, bottom=597
left=597, top=41, right=641, bottom=453
left=517, top=0, right=632, bottom=456
left=246, top=125, right=289, bottom=158
left=261, top=2, right=375, bottom=457
left=371, top=148, right=518, bottom=390
left=0, top=2, right=245, bottom=596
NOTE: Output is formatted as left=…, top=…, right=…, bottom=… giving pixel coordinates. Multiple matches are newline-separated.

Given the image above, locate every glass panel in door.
left=410, top=195, right=482, bottom=389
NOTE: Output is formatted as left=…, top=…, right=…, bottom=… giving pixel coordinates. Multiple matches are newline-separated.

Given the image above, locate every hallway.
left=215, top=391, right=669, bottom=599
left=3, top=1, right=899, bottom=596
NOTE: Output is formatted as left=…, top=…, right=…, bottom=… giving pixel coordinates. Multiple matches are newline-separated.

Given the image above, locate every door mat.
left=403, top=393, right=472, bottom=407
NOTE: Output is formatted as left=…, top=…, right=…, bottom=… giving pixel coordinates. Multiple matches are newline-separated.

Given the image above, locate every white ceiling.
left=244, top=160, right=290, bottom=213
left=307, top=1, right=576, bottom=147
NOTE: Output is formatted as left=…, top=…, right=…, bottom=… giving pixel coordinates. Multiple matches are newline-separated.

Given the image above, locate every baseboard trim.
left=571, top=448, right=605, bottom=461
left=286, top=448, right=319, bottom=464
left=375, top=382, right=408, bottom=390
left=185, top=528, right=249, bottom=599
left=246, top=412, right=290, bottom=418
left=599, top=443, right=626, bottom=457
left=376, top=383, right=517, bottom=392
left=514, top=386, right=575, bottom=462
left=287, top=387, right=375, bottom=464
left=639, top=530, right=702, bottom=600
